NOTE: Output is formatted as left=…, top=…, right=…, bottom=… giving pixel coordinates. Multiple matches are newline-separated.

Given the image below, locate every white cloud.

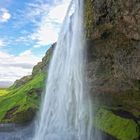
left=48, top=3, right=70, bottom=23
left=0, top=39, right=5, bottom=48
left=31, top=0, right=71, bottom=46
left=0, top=8, right=11, bottom=23
left=0, top=50, right=41, bottom=87
left=10, top=0, right=71, bottom=47
left=31, top=22, right=58, bottom=46
left=0, top=0, right=71, bottom=87
left=33, top=44, right=41, bottom=48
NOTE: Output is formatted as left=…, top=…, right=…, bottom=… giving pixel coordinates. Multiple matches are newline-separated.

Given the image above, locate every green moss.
left=94, top=108, right=139, bottom=140
left=84, top=0, right=94, bottom=39
left=94, top=87, right=140, bottom=119
left=12, top=108, right=36, bottom=123
left=0, top=73, right=46, bottom=123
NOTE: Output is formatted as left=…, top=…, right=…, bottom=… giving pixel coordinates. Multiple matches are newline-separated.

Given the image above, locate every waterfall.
left=33, top=0, right=93, bottom=139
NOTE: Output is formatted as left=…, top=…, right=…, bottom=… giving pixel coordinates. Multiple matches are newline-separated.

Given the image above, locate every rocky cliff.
left=85, top=0, right=140, bottom=139
left=12, top=44, right=55, bottom=89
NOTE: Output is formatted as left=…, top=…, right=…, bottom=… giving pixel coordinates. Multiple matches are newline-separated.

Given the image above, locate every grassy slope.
left=0, top=73, right=45, bottom=123
left=0, top=89, right=9, bottom=96
left=0, top=46, right=52, bottom=124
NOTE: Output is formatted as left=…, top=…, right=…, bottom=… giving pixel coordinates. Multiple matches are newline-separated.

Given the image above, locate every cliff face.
left=85, top=0, right=140, bottom=41
left=12, top=44, right=55, bottom=89
left=85, top=0, right=140, bottom=92
left=85, top=0, right=140, bottom=139
left=32, top=44, right=55, bottom=76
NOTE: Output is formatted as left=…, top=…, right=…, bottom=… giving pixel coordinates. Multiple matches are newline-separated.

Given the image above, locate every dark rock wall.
left=84, top=0, right=140, bottom=99
left=85, top=0, right=140, bottom=41
left=84, top=0, right=140, bottom=139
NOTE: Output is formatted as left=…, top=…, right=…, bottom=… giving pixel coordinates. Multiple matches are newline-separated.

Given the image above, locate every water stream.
left=33, top=0, right=94, bottom=140
left=0, top=0, right=96, bottom=140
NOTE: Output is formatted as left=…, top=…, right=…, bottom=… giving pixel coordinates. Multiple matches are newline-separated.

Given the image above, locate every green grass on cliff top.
left=94, top=108, right=139, bottom=140
left=0, top=73, right=45, bottom=123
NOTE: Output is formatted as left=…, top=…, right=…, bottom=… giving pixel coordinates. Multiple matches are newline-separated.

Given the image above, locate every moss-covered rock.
left=94, top=108, right=139, bottom=140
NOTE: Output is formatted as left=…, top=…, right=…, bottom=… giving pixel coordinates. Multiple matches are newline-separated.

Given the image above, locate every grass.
left=94, top=108, right=139, bottom=140
left=0, top=89, right=9, bottom=96
left=0, top=73, right=46, bottom=123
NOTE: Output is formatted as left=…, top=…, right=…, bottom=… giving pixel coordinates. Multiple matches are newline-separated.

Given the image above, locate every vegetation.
left=94, top=108, right=139, bottom=140
left=0, top=46, right=54, bottom=124
left=0, top=89, right=9, bottom=96
left=0, top=73, right=45, bottom=123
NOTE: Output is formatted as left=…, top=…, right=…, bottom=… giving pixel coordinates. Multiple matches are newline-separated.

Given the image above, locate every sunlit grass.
left=0, top=73, right=46, bottom=122
left=0, top=89, right=9, bottom=96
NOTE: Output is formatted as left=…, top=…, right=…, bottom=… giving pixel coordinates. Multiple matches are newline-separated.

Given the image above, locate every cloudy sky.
left=0, top=0, right=70, bottom=87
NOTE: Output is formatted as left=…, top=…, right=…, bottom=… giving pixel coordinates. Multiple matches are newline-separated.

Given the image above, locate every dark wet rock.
left=4, top=106, right=19, bottom=120
left=101, top=132, right=117, bottom=140
left=85, top=0, right=140, bottom=41
left=85, top=0, right=140, bottom=139
left=85, top=0, right=140, bottom=110
left=111, top=109, right=140, bottom=121
left=12, top=108, right=36, bottom=124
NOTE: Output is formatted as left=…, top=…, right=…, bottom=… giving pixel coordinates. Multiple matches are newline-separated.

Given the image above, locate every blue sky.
left=0, top=0, right=70, bottom=87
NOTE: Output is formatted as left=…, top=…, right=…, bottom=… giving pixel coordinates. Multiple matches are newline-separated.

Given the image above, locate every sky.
left=0, top=0, right=71, bottom=87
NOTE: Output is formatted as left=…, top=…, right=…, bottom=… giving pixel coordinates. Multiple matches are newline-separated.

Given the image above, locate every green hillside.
left=0, top=73, right=45, bottom=123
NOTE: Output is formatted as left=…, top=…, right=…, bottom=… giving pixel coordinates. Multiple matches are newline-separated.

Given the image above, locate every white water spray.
left=33, top=0, right=93, bottom=140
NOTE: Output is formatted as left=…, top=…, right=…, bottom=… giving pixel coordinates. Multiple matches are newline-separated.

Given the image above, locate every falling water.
left=33, top=0, right=93, bottom=140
